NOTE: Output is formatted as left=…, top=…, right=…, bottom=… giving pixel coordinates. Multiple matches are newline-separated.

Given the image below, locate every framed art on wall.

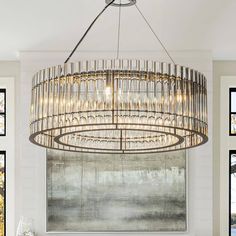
left=0, top=89, right=6, bottom=136
left=230, top=150, right=236, bottom=236
left=229, top=88, right=236, bottom=135
left=0, top=151, right=6, bottom=236
left=46, top=150, right=187, bottom=233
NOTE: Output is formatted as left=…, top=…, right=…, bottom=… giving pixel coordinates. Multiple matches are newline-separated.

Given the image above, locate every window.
left=0, top=151, right=5, bottom=236
left=0, top=89, right=6, bottom=136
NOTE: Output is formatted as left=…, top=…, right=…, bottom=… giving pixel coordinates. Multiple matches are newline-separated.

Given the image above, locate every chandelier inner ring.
left=54, top=126, right=185, bottom=152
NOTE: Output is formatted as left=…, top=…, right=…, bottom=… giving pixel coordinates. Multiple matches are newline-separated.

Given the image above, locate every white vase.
left=16, top=217, right=35, bottom=236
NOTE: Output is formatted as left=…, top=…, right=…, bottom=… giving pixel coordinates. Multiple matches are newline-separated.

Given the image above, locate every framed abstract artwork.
left=0, top=89, right=6, bottom=136
left=46, top=150, right=187, bottom=233
left=0, top=151, right=6, bottom=236
left=230, top=88, right=236, bottom=135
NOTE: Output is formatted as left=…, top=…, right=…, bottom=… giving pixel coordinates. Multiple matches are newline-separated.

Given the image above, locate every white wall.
left=17, top=51, right=213, bottom=236
left=0, top=61, right=19, bottom=236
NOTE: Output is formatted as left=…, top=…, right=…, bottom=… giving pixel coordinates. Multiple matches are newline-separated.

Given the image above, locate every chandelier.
left=29, top=0, right=208, bottom=154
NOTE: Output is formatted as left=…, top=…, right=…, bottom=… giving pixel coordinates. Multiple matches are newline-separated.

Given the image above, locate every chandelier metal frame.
left=29, top=0, right=208, bottom=154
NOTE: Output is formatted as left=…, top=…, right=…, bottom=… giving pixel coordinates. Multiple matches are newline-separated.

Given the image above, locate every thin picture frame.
left=0, top=151, right=6, bottom=236
left=0, top=89, right=6, bottom=136
left=229, top=88, right=236, bottom=136
left=229, top=150, right=236, bottom=236
left=230, top=150, right=232, bottom=236
left=45, top=150, right=189, bottom=234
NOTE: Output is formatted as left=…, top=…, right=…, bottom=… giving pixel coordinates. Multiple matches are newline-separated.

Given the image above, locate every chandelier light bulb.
left=105, top=86, right=112, bottom=97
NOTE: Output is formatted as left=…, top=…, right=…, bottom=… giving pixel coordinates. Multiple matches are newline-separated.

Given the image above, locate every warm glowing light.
left=105, top=86, right=111, bottom=97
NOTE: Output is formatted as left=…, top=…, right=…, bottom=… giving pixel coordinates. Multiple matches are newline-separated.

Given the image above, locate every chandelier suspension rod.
left=116, top=1, right=122, bottom=59
left=134, top=4, right=176, bottom=64
left=64, top=0, right=116, bottom=64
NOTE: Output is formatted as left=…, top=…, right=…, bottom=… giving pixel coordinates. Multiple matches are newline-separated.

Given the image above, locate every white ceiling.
left=0, top=0, right=235, bottom=60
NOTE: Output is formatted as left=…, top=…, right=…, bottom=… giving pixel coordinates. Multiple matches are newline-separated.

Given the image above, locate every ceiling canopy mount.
left=105, top=0, right=136, bottom=7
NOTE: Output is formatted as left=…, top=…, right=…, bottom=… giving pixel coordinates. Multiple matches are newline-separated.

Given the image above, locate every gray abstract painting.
left=47, top=150, right=187, bottom=232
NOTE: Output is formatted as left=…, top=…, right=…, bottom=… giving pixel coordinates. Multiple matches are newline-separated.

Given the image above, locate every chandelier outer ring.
left=29, top=122, right=208, bottom=154
left=29, top=134, right=208, bottom=155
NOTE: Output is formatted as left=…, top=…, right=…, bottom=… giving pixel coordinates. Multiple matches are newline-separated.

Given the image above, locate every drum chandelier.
left=29, top=0, right=208, bottom=154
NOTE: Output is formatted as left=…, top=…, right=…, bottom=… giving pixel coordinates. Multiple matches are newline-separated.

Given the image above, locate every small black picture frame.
left=229, top=88, right=236, bottom=136
left=0, top=89, right=6, bottom=136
